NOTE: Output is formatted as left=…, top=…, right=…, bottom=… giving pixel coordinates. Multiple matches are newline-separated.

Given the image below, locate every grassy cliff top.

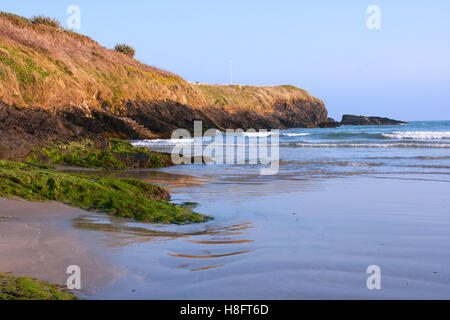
left=0, top=12, right=321, bottom=113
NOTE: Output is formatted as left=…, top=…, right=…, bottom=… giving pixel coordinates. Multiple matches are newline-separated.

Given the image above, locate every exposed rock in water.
left=319, top=118, right=341, bottom=128
left=341, top=115, right=406, bottom=126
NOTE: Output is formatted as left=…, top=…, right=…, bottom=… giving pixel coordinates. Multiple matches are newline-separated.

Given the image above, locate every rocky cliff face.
left=125, top=98, right=328, bottom=135
left=0, top=12, right=329, bottom=158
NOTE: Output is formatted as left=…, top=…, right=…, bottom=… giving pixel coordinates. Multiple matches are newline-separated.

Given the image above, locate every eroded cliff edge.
left=0, top=12, right=329, bottom=159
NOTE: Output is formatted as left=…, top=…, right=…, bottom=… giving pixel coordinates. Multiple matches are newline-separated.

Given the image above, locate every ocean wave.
left=285, top=143, right=450, bottom=148
left=382, top=131, right=450, bottom=140
left=322, top=132, right=387, bottom=139
left=281, top=133, right=312, bottom=137
left=417, top=156, right=450, bottom=160
left=242, top=132, right=273, bottom=137
left=242, top=132, right=312, bottom=137
left=400, top=164, right=450, bottom=169
left=132, top=138, right=197, bottom=146
left=132, top=139, right=281, bottom=147
left=367, top=155, right=450, bottom=160
left=279, top=160, right=383, bottom=167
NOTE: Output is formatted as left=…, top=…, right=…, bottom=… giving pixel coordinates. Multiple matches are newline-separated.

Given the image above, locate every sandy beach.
left=0, top=198, right=124, bottom=296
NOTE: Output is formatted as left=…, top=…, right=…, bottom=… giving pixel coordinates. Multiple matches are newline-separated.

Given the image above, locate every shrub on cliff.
left=114, top=44, right=136, bottom=57
left=30, top=15, right=61, bottom=29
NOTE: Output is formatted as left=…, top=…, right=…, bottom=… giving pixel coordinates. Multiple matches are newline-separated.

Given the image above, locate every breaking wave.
left=279, top=160, right=383, bottom=167
left=285, top=143, right=450, bottom=148
left=281, top=133, right=312, bottom=137
left=382, top=131, right=450, bottom=140
left=132, top=138, right=197, bottom=146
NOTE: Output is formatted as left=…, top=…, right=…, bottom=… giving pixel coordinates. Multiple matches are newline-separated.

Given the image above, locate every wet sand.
left=0, top=198, right=124, bottom=296
left=81, top=173, right=450, bottom=300
left=1, top=169, right=450, bottom=299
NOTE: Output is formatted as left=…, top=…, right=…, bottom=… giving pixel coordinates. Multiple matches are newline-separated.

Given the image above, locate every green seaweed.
left=0, top=160, right=212, bottom=224
left=27, top=139, right=173, bottom=170
left=179, top=201, right=200, bottom=210
left=0, top=273, right=78, bottom=300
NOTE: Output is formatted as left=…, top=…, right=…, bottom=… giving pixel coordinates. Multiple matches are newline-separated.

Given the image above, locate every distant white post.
left=230, top=59, right=233, bottom=85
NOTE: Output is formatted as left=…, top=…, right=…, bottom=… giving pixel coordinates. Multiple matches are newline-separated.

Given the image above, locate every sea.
left=132, top=120, right=450, bottom=181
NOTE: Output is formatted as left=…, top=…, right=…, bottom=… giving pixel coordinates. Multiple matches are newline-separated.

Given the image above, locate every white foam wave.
left=242, top=132, right=273, bottom=137
left=289, top=143, right=450, bottom=148
left=382, top=131, right=450, bottom=140
left=282, top=133, right=312, bottom=137
left=132, top=139, right=280, bottom=147
left=132, top=138, right=196, bottom=146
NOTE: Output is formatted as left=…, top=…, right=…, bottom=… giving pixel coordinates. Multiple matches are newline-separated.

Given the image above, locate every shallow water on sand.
left=9, top=121, right=450, bottom=299
left=69, top=174, right=450, bottom=299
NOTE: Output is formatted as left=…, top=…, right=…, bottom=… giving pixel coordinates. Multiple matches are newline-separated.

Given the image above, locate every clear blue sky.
left=2, top=0, right=450, bottom=120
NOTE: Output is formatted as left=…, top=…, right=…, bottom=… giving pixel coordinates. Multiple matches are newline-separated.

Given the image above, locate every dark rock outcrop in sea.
left=319, top=118, right=341, bottom=128
left=340, top=115, right=406, bottom=126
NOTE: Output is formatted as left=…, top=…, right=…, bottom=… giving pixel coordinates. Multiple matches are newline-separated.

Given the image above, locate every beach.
left=0, top=198, right=124, bottom=296
left=2, top=175, right=449, bottom=299
left=2, top=122, right=450, bottom=299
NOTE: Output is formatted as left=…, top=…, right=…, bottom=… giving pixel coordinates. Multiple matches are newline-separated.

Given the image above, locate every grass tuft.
left=114, top=44, right=136, bottom=57
left=30, top=16, right=61, bottom=29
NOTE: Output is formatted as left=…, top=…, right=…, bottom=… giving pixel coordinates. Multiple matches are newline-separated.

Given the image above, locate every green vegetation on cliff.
left=27, top=139, right=173, bottom=170
left=0, top=160, right=211, bottom=224
left=0, top=273, right=78, bottom=300
left=30, top=16, right=61, bottom=29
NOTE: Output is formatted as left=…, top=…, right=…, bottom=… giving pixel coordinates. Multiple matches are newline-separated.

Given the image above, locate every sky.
left=1, top=0, right=450, bottom=121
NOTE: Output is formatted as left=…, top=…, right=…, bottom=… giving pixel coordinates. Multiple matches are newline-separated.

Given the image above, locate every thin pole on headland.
left=230, top=59, right=233, bottom=85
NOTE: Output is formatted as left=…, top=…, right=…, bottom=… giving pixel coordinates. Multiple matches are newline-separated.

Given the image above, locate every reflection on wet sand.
left=190, top=265, right=225, bottom=272
left=169, top=250, right=253, bottom=259
left=187, top=239, right=254, bottom=244
left=72, top=216, right=255, bottom=272
left=59, top=168, right=210, bottom=192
